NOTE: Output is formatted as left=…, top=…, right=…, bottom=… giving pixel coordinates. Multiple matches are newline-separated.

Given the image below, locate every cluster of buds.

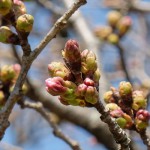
left=103, top=81, right=150, bottom=131
left=0, top=0, right=34, bottom=44
left=45, top=40, right=101, bottom=107
left=94, top=11, right=132, bottom=44
left=0, top=64, right=27, bottom=109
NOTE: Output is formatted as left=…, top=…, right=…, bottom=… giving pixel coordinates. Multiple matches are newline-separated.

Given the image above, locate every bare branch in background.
left=19, top=100, right=82, bottom=150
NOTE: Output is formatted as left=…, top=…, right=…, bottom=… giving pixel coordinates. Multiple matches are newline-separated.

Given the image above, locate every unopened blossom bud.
left=84, top=78, right=94, bottom=86
left=48, top=62, right=72, bottom=80
left=135, top=111, right=149, bottom=130
left=94, top=26, right=112, bottom=40
left=117, top=16, right=132, bottom=36
left=136, top=109, right=150, bottom=122
left=119, top=81, right=132, bottom=98
left=122, top=113, right=133, bottom=128
left=0, top=0, right=12, bottom=16
left=107, top=33, right=119, bottom=44
left=13, top=0, right=26, bottom=18
left=110, top=109, right=124, bottom=118
left=106, top=103, right=121, bottom=111
left=62, top=39, right=81, bottom=73
left=93, top=69, right=101, bottom=83
left=0, top=65, right=16, bottom=83
left=132, top=91, right=147, bottom=111
left=107, top=11, right=121, bottom=27
left=116, top=117, right=127, bottom=129
left=75, top=83, right=87, bottom=97
left=16, top=14, right=34, bottom=32
left=84, top=86, right=98, bottom=104
left=12, top=64, right=21, bottom=79
left=45, top=77, right=67, bottom=96
left=135, top=119, right=149, bottom=131
left=0, top=90, right=5, bottom=106
left=103, top=91, right=115, bottom=103
left=0, top=26, right=13, bottom=43
left=81, top=49, right=97, bottom=76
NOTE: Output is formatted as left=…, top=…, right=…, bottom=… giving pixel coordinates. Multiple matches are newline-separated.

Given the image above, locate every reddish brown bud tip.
left=84, top=78, right=94, bottom=86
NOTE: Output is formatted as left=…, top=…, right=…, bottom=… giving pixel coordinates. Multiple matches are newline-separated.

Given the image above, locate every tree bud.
left=135, top=119, right=148, bottom=131
left=45, top=77, right=67, bottom=96
left=117, top=16, right=132, bottom=36
left=16, top=14, right=34, bottom=32
left=48, top=62, right=72, bottom=80
left=93, top=68, right=101, bottom=83
left=75, top=83, right=87, bottom=97
left=119, top=81, right=132, bottom=98
left=0, top=26, right=13, bottom=43
left=0, top=90, right=5, bottom=106
left=0, top=0, right=12, bottom=16
left=81, top=49, right=97, bottom=76
left=107, top=33, right=119, bottom=44
left=103, top=91, right=115, bottom=103
left=107, top=11, right=121, bottom=27
left=132, top=91, right=147, bottom=111
left=84, top=78, right=94, bottom=86
left=110, top=109, right=124, bottom=118
left=136, top=109, right=150, bottom=122
left=116, top=117, right=127, bottom=129
left=94, top=26, right=112, bottom=40
left=0, top=65, right=16, bottom=83
left=13, top=0, right=26, bottom=18
left=84, top=86, right=98, bottom=104
left=62, top=39, right=81, bottom=73
left=105, top=103, right=121, bottom=111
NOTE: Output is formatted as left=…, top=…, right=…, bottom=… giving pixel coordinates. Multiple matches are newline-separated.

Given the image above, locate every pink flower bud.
left=75, top=83, right=87, bottom=96
left=62, top=40, right=81, bottom=73
left=110, top=109, right=124, bottom=118
left=45, top=77, right=67, bottom=96
left=136, top=109, right=150, bottom=122
left=84, top=78, right=94, bottom=86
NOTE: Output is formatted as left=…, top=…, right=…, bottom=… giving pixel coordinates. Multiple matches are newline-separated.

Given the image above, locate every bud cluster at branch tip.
left=0, top=64, right=28, bottom=109
left=103, top=81, right=150, bottom=131
left=0, top=0, right=34, bottom=45
left=94, top=10, right=132, bottom=44
left=46, top=40, right=101, bottom=107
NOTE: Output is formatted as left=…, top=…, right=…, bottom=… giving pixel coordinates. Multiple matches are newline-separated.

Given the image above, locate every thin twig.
left=20, top=100, right=82, bottom=150
left=0, top=0, right=87, bottom=140
left=116, top=43, right=132, bottom=83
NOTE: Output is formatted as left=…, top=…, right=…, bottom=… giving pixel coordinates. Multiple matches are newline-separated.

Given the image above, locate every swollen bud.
left=16, top=14, right=34, bottom=32
left=105, top=103, right=121, bottom=111
left=119, top=81, right=132, bottom=98
left=0, top=65, right=16, bottom=83
left=0, top=26, right=13, bottom=43
left=107, top=11, right=121, bottom=27
left=45, top=77, right=67, bottom=96
left=94, top=26, right=112, bottom=40
left=93, top=69, right=101, bottom=83
left=103, top=91, right=115, bottom=103
left=0, top=0, right=12, bottom=16
left=81, top=49, right=97, bottom=76
left=107, top=33, right=119, bottom=44
left=48, top=62, right=72, bottom=80
left=0, top=90, right=5, bottom=106
left=13, top=0, right=26, bottom=18
left=62, top=39, right=81, bottom=73
left=116, top=117, right=127, bottom=129
left=117, top=16, right=132, bottom=36
left=84, top=86, right=98, bottom=104
left=132, top=91, right=147, bottom=111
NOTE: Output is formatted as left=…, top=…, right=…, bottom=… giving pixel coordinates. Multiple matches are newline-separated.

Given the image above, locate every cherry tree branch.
left=0, top=0, right=87, bottom=140
left=19, top=100, right=82, bottom=150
